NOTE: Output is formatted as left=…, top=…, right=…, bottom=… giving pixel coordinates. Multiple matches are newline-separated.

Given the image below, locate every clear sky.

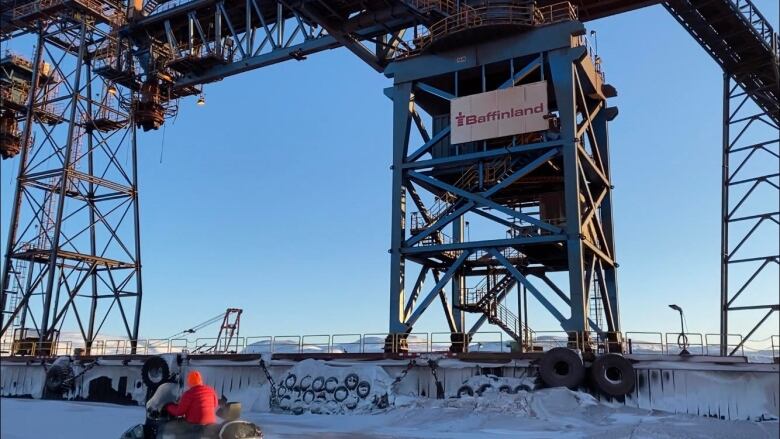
left=2, top=2, right=778, bottom=346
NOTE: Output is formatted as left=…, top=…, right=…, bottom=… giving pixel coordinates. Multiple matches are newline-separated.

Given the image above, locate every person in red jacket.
left=166, top=370, right=219, bottom=426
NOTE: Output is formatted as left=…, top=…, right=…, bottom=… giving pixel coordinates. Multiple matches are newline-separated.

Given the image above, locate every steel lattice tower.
left=385, top=20, right=620, bottom=352
left=1, top=15, right=143, bottom=354
left=720, top=77, right=779, bottom=355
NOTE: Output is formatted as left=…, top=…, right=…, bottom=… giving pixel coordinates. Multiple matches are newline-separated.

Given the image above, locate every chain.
left=64, top=360, right=98, bottom=386
left=427, top=359, right=444, bottom=399
left=391, top=359, right=416, bottom=387
left=258, top=358, right=278, bottom=408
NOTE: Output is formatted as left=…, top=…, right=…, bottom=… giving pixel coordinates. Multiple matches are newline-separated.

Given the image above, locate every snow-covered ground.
left=2, top=389, right=778, bottom=439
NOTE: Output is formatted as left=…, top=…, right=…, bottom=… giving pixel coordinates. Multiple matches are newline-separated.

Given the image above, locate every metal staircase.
left=589, top=272, right=604, bottom=331
left=460, top=273, right=533, bottom=344
left=3, top=248, right=29, bottom=328
left=141, top=0, right=176, bottom=15
left=411, top=156, right=514, bottom=235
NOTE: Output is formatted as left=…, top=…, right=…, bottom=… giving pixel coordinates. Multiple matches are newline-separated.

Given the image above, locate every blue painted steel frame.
left=385, top=21, right=620, bottom=351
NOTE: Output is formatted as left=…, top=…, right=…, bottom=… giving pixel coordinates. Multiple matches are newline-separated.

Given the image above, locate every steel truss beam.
left=125, top=0, right=419, bottom=89
left=720, top=75, right=780, bottom=356
left=385, top=22, right=620, bottom=352
left=1, top=20, right=143, bottom=354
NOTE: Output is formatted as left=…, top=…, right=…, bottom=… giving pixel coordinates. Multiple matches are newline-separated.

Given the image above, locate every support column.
left=451, top=217, right=465, bottom=332
left=549, top=48, right=587, bottom=336
left=720, top=74, right=730, bottom=355
left=594, top=106, right=620, bottom=332
left=130, top=116, right=143, bottom=354
left=388, top=83, right=412, bottom=339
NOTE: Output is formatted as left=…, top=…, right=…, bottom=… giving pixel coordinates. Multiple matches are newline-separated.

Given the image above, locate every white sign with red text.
left=450, top=80, right=548, bottom=144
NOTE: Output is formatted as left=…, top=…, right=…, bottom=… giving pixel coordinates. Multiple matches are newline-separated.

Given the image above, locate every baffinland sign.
left=450, top=80, right=549, bottom=144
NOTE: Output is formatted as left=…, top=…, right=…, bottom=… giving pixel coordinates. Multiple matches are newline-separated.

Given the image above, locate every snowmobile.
left=120, top=382, right=263, bottom=439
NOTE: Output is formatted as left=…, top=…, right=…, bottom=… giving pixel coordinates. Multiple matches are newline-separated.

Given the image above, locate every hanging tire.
left=457, top=385, right=474, bottom=398
left=141, top=356, right=170, bottom=389
left=311, top=376, right=325, bottom=392
left=324, top=400, right=340, bottom=414
left=538, top=347, right=585, bottom=390
left=333, top=386, right=349, bottom=402
left=476, top=383, right=493, bottom=396
left=590, top=354, right=635, bottom=397
left=356, top=381, right=371, bottom=399
left=498, top=384, right=513, bottom=394
left=302, top=390, right=316, bottom=404
left=278, top=395, right=292, bottom=410
left=284, top=374, right=297, bottom=389
left=514, top=384, right=532, bottom=393
left=45, top=365, right=74, bottom=394
left=344, top=373, right=359, bottom=390
left=324, top=377, right=339, bottom=393
left=277, top=385, right=288, bottom=397
left=299, top=375, right=313, bottom=390
left=345, top=395, right=359, bottom=410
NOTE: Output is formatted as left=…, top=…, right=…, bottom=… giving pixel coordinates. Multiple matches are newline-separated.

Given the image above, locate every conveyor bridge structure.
left=0, top=0, right=777, bottom=356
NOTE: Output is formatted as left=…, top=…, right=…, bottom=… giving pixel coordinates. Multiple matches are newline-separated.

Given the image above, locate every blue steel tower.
left=385, top=13, right=621, bottom=352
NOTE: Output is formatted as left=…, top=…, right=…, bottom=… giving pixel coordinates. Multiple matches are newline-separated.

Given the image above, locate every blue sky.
left=2, top=2, right=778, bottom=345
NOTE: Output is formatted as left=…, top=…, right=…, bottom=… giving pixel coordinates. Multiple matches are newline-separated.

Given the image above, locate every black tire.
left=141, top=356, right=170, bottom=389
left=315, top=392, right=327, bottom=402
left=278, top=395, right=292, bottom=410
left=284, top=374, right=297, bottom=388
left=277, top=385, right=287, bottom=396
left=311, top=376, right=325, bottom=392
left=356, top=381, right=371, bottom=399
left=590, top=354, right=635, bottom=397
left=45, top=365, right=73, bottom=394
left=538, top=347, right=585, bottom=390
left=457, top=385, right=474, bottom=398
left=476, top=383, right=493, bottom=396
left=324, top=377, right=339, bottom=393
left=324, top=400, right=340, bottom=413
left=344, top=373, right=359, bottom=390
left=302, top=390, right=316, bottom=404
left=291, top=406, right=305, bottom=416
left=345, top=395, right=359, bottom=410
left=514, top=384, right=532, bottom=393
left=498, top=384, right=513, bottom=394
left=299, top=375, right=313, bottom=390
left=333, top=386, right=349, bottom=402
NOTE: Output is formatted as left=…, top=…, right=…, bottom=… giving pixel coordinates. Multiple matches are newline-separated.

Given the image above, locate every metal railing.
left=729, top=0, right=777, bottom=51
left=0, top=340, right=72, bottom=356
left=705, top=333, right=744, bottom=356
left=533, top=1, right=578, bottom=25
left=664, top=332, right=704, bottom=355
left=395, top=1, right=577, bottom=58
left=2, top=331, right=778, bottom=360
left=11, top=0, right=125, bottom=25
left=625, top=331, right=664, bottom=354
left=420, top=4, right=536, bottom=48
left=430, top=331, right=504, bottom=352
left=406, top=0, right=459, bottom=15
